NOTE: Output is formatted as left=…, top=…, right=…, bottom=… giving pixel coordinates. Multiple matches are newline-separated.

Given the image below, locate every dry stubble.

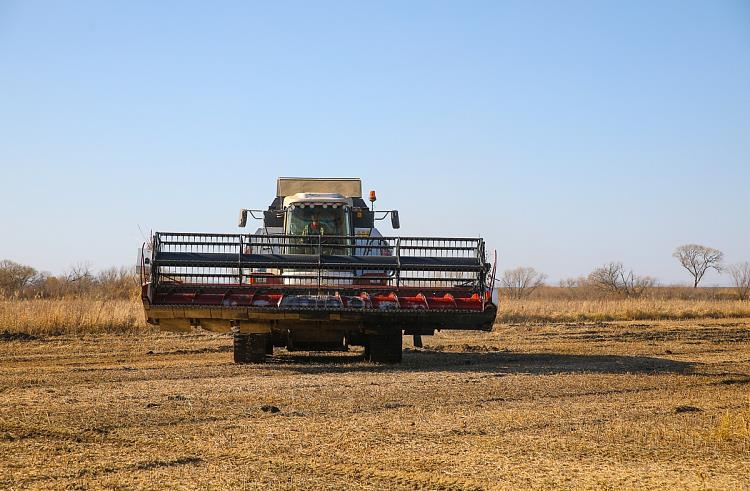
left=1, top=319, right=749, bottom=489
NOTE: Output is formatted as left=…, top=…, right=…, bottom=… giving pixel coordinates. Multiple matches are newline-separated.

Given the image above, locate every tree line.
left=2, top=242, right=748, bottom=301
left=0, top=260, right=138, bottom=300
left=500, top=243, right=750, bottom=300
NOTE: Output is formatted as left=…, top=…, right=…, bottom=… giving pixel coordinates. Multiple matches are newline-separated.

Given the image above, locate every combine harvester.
left=140, top=178, right=497, bottom=363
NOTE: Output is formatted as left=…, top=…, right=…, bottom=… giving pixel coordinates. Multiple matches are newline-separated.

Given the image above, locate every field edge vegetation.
left=1, top=296, right=749, bottom=337
left=2, top=258, right=749, bottom=336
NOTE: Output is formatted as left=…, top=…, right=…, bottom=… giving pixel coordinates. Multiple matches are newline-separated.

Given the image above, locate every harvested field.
left=1, top=320, right=749, bottom=490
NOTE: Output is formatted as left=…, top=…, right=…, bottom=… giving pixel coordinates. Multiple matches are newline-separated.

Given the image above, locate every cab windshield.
left=287, top=205, right=348, bottom=236
left=286, top=205, right=351, bottom=254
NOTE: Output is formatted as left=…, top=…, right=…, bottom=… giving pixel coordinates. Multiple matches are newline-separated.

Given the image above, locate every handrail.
left=148, top=232, right=491, bottom=295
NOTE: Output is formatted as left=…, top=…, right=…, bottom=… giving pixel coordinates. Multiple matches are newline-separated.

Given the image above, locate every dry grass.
left=2, top=297, right=749, bottom=338
left=499, top=298, right=750, bottom=323
left=1, top=319, right=749, bottom=489
left=527, top=285, right=741, bottom=301
left=0, top=299, right=149, bottom=336
left=715, top=399, right=750, bottom=442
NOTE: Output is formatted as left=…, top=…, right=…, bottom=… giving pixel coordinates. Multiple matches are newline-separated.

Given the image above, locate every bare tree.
left=557, top=276, right=590, bottom=299
left=96, top=266, right=139, bottom=300
left=500, top=267, right=547, bottom=299
left=25, top=271, right=51, bottom=299
left=559, top=277, right=579, bottom=289
left=63, top=261, right=95, bottom=296
left=728, top=262, right=750, bottom=301
left=588, top=262, right=655, bottom=298
left=0, top=259, right=39, bottom=298
left=66, top=261, right=93, bottom=283
left=673, top=244, right=723, bottom=288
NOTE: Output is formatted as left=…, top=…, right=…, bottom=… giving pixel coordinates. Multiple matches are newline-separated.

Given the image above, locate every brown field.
left=2, top=313, right=749, bottom=489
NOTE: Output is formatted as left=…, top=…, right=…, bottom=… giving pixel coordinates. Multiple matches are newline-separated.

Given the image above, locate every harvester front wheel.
left=233, top=333, right=268, bottom=363
left=367, top=332, right=403, bottom=364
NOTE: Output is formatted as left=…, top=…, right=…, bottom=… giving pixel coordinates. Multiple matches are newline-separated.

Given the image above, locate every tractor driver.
left=303, top=213, right=327, bottom=236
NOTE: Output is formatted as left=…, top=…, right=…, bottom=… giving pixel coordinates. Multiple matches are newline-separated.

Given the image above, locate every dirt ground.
left=1, top=320, right=749, bottom=490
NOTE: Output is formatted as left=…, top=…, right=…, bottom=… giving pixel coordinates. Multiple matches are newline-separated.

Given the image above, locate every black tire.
left=413, top=334, right=423, bottom=348
left=233, top=333, right=248, bottom=363
left=363, top=342, right=372, bottom=361
left=233, top=333, right=268, bottom=363
left=368, top=332, right=403, bottom=364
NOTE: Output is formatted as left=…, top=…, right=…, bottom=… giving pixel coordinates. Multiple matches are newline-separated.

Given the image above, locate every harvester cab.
left=140, top=177, right=497, bottom=364
left=238, top=178, right=399, bottom=244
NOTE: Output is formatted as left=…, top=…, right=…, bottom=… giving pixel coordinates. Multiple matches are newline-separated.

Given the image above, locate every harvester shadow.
left=267, top=349, right=695, bottom=376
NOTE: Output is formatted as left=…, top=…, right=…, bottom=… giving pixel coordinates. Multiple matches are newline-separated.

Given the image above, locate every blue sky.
left=1, top=0, right=748, bottom=285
